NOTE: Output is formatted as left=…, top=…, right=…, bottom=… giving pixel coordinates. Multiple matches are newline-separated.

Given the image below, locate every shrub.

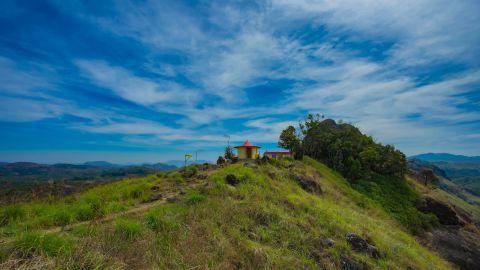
left=352, top=172, right=438, bottom=233
left=74, top=203, right=95, bottom=221
left=182, top=165, right=199, bottom=178
left=105, top=201, right=127, bottom=214
left=50, top=207, right=73, bottom=226
left=83, top=195, right=105, bottom=217
left=129, top=186, right=144, bottom=199
left=71, top=224, right=97, bottom=237
left=10, top=232, right=73, bottom=257
left=186, top=194, right=207, bottom=205
left=0, top=205, right=25, bottom=225
left=145, top=209, right=180, bottom=233
left=114, top=218, right=142, bottom=240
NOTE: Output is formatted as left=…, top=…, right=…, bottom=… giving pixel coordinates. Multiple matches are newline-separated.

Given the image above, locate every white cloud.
left=0, top=96, right=64, bottom=122
left=75, top=59, right=199, bottom=107
left=74, top=121, right=175, bottom=135
left=272, top=0, right=480, bottom=66
left=0, top=56, right=54, bottom=96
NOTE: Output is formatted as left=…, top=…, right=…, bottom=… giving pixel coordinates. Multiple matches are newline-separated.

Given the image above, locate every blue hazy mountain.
left=409, top=153, right=480, bottom=162
left=83, top=161, right=120, bottom=168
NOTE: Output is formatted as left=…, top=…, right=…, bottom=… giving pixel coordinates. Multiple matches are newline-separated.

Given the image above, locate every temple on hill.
left=234, top=140, right=261, bottom=159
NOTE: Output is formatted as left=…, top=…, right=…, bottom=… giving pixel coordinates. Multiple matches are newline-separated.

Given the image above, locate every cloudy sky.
left=1, top=0, right=479, bottom=163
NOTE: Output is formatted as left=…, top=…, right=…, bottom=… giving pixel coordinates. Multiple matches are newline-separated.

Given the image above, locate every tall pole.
left=224, top=134, right=230, bottom=147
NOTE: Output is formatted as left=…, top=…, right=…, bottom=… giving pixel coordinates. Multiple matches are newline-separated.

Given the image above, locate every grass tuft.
left=0, top=205, right=25, bottom=226
left=9, top=232, right=73, bottom=258
left=186, top=193, right=207, bottom=205
left=114, top=218, right=142, bottom=240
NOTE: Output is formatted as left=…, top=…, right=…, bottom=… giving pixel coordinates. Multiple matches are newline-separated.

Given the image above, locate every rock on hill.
left=0, top=157, right=462, bottom=269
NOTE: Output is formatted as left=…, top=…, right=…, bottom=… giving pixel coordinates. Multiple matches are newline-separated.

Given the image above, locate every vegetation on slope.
left=280, top=116, right=437, bottom=233
left=279, top=114, right=407, bottom=180
left=0, top=159, right=451, bottom=269
left=0, top=172, right=182, bottom=236
left=406, top=176, right=480, bottom=225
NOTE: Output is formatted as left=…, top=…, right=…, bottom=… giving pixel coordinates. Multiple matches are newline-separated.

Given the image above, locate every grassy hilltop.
left=0, top=157, right=451, bottom=269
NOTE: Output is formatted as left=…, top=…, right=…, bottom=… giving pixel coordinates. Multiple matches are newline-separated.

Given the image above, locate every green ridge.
left=0, top=159, right=451, bottom=269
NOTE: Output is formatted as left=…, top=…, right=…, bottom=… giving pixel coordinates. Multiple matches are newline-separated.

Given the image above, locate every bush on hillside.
left=0, top=205, right=25, bottom=226
left=114, top=218, right=142, bottom=240
left=9, top=232, right=73, bottom=258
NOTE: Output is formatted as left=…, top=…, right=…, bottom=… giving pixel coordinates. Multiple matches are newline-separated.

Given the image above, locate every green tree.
left=281, top=115, right=407, bottom=181
left=224, top=146, right=234, bottom=160
left=420, top=168, right=439, bottom=186
left=278, top=125, right=303, bottom=159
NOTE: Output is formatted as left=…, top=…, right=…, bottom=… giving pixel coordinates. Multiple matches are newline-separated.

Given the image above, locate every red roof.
left=264, top=151, right=291, bottom=155
left=234, top=140, right=260, bottom=148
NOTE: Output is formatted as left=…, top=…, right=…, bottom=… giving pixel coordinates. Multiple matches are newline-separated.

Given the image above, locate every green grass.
left=114, top=218, right=142, bottom=241
left=2, top=232, right=73, bottom=258
left=304, top=156, right=438, bottom=233
left=0, top=160, right=452, bottom=269
left=145, top=205, right=186, bottom=233
left=0, top=205, right=25, bottom=226
left=351, top=173, right=438, bottom=233
left=186, top=193, right=207, bottom=205
left=407, top=176, right=480, bottom=224
left=0, top=175, right=164, bottom=236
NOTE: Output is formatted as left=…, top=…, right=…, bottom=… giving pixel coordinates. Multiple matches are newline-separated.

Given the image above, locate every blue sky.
left=1, top=0, right=480, bottom=163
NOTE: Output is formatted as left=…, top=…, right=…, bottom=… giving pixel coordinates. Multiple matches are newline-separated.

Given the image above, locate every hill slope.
left=0, top=158, right=451, bottom=269
left=408, top=157, right=480, bottom=197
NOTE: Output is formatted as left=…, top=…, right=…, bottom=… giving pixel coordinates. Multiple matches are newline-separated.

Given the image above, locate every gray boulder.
left=346, top=233, right=380, bottom=259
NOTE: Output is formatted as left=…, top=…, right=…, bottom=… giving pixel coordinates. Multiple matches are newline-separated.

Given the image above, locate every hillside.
left=409, top=155, right=480, bottom=197
left=0, top=158, right=455, bottom=269
left=1, top=117, right=478, bottom=269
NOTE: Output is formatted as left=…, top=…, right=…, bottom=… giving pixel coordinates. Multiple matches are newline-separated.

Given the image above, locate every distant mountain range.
left=82, top=161, right=177, bottom=170
left=165, top=160, right=211, bottom=168
left=0, top=161, right=176, bottom=183
left=83, top=161, right=120, bottom=168
left=409, top=153, right=480, bottom=162
left=409, top=153, right=480, bottom=197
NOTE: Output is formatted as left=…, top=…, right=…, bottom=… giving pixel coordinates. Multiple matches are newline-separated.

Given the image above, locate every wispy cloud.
left=75, top=59, right=199, bottom=107
left=272, top=0, right=480, bottom=66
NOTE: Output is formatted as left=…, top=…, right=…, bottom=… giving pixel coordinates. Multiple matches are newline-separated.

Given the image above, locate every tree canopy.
left=279, top=114, right=407, bottom=180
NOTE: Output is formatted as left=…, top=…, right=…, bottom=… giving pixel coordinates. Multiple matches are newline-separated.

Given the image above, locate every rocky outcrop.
left=346, top=233, right=381, bottom=259
left=425, top=227, right=480, bottom=270
left=340, top=255, right=364, bottom=270
left=143, top=193, right=162, bottom=203
left=417, top=197, right=462, bottom=225
left=226, top=174, right=240, bottom=186
left=320, top=237, right=335, bottom=248
left=294, top=175, right=322, bottom=194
